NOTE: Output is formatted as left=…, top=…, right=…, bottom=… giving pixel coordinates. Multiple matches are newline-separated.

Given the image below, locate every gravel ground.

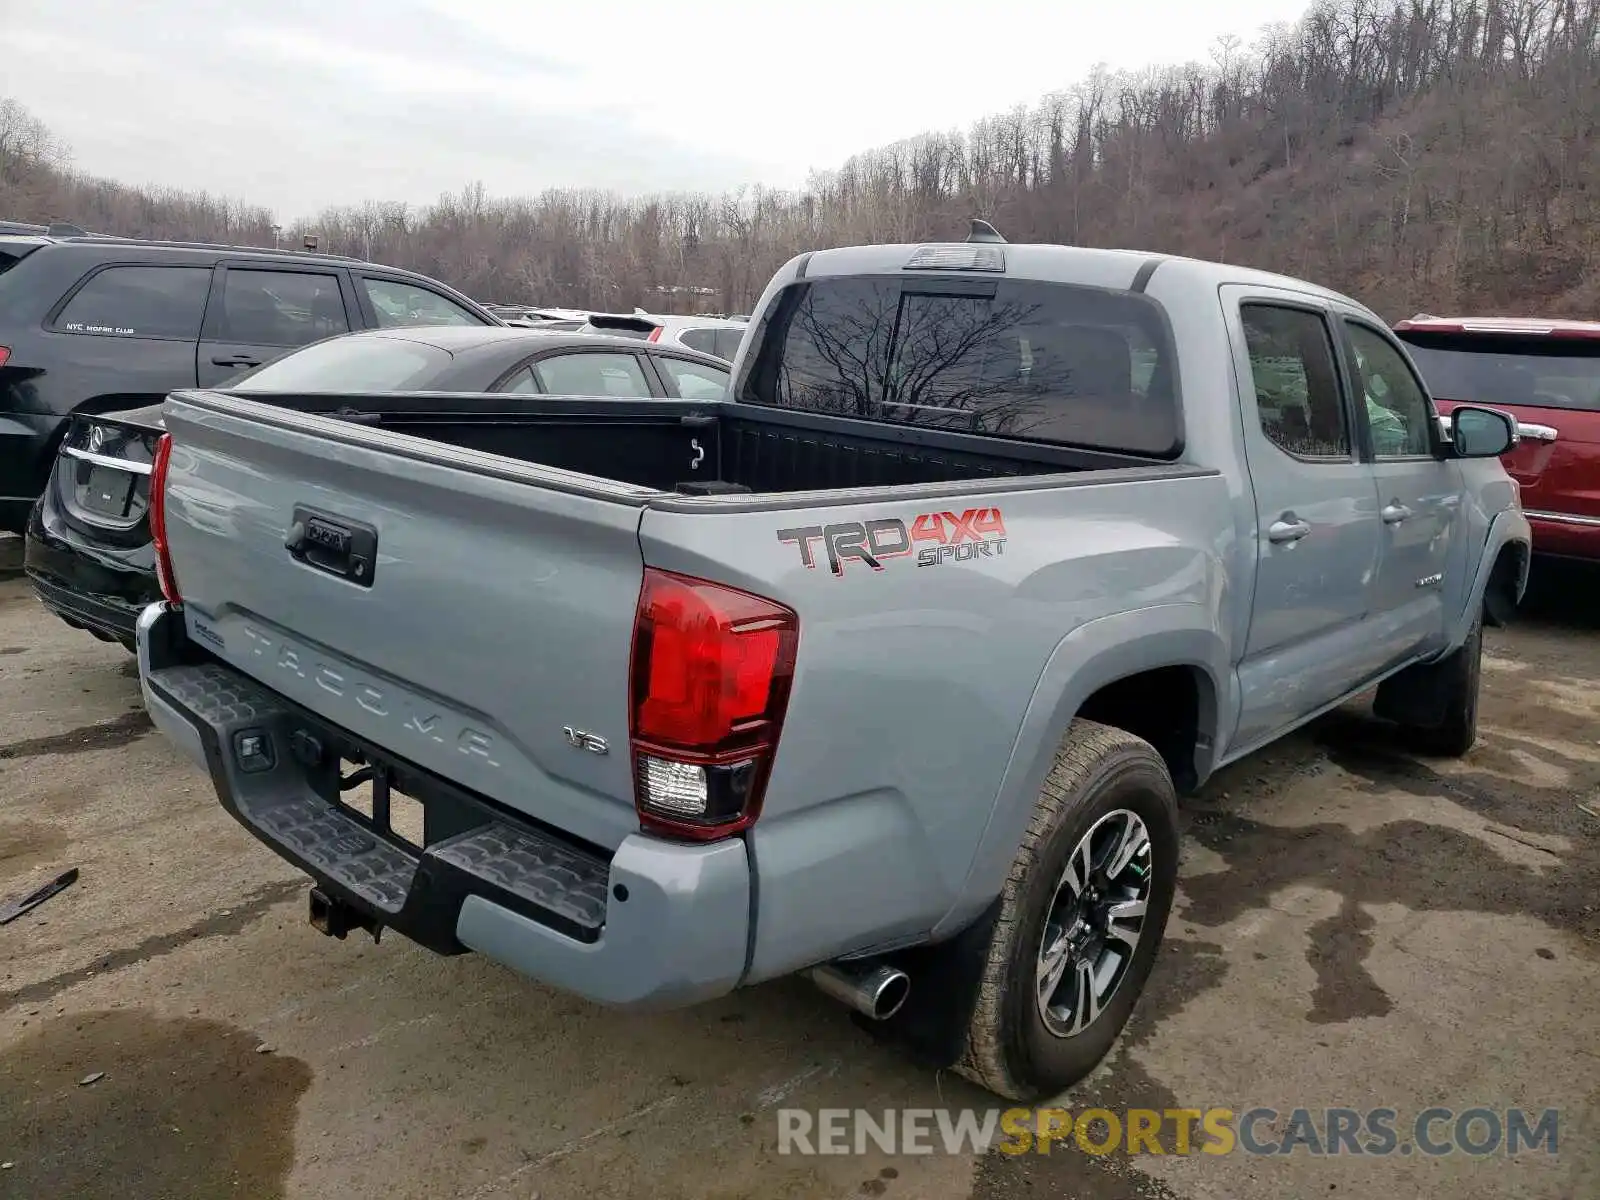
left=1, top=531, right=1595, bottom=1199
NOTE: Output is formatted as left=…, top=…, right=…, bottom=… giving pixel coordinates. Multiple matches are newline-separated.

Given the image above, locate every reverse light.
left=148, top=433, right=181, bottom=603
left=629, top=568, right=798, bottom=841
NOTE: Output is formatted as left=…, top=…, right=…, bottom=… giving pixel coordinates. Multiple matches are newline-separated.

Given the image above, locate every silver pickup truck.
left=137, top=228, right=1530, bottom=1100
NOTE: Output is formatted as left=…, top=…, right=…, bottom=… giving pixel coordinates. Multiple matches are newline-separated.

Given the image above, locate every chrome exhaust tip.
left=808, top=960, right=910, bottom=1021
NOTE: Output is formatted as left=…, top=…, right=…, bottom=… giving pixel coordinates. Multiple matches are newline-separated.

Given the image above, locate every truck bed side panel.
left=160, top=395, right=647, bottom=852
left=638, top=466, right=1235, bottom=979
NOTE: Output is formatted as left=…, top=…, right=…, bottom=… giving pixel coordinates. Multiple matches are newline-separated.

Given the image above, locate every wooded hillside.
left=2, top=0, right=1596, bottom=320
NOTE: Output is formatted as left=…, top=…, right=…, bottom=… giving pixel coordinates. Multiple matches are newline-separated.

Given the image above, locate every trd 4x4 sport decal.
left=777, top=508, right=1008, bottom=577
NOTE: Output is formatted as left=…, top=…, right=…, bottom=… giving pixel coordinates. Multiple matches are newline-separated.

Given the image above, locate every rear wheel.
left=955, top=719, right=1180, bottom=1101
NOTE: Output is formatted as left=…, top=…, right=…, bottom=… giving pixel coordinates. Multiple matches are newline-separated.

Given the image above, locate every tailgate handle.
left=285, top=506, right=378, bottom=587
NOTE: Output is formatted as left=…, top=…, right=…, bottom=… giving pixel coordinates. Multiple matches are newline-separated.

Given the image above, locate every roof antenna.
left=966, top=218, right=1006, bottom=244
left=46, top=221, right=89, bottom=238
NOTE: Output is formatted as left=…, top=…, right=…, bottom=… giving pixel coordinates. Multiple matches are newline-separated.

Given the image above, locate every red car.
left=1395, top=315, right=1600, bottom=561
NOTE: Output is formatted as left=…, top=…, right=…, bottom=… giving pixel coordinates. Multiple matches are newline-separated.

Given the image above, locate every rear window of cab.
left=740, top=276, right=1181, bottom=458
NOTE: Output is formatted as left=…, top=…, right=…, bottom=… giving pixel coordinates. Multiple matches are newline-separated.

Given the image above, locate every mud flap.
left=845, top=897, right=1004, bottom=1069
left=1374, top=618, right=1479, bottom=730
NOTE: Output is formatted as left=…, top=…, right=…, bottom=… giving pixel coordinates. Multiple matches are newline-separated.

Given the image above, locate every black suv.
left=4, top=231, right=500, bottom=646
left=0, top=230, right=500, bottom=534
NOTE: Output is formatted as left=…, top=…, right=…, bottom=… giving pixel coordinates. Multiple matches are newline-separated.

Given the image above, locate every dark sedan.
left=25, top=326, right=734, bottom=648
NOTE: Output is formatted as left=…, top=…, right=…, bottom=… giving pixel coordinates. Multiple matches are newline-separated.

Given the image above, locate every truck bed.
left=147, top=365, right=1229, bottom=1003
left=203, top=389, right=1160, bottom=497
left=149, top=382, right=1218, bottom=859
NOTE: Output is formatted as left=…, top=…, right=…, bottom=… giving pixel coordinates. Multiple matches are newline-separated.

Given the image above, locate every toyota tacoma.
left=136, top=225, right=1529, bottom=1099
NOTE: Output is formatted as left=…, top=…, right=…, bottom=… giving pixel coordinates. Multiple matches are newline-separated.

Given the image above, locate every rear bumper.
left=27, top=567, right=142, bottom=645
left=1524, top=510, right=1600, bottom=562
left=136, top=602, right=751, bottom=1012
left=25, top=499, right=157, bottom=647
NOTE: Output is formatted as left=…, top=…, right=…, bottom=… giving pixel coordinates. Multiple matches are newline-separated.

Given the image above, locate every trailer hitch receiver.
left=308, top=887, right=383, bottom=943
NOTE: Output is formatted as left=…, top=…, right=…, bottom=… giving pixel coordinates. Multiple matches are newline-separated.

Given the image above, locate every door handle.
left=1268, top=518, right=1311, bottom=544
left=1518, top=423, right=1558, bottom=442
left=1381, top=503, right=1412, bottom=524
left=211, top=354, right=261, bottom=368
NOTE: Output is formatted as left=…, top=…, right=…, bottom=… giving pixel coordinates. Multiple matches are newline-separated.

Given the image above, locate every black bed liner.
left=209, top=390, right=1164, bottom=496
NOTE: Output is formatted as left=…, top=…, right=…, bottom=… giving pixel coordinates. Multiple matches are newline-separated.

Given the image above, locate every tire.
left=954, top=719, right=1180, bottom=1101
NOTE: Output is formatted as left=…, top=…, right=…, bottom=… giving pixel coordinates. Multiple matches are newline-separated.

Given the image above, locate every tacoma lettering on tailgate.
left=235, top=622, right=501, bottom=767
left=777, top=507, right=1007, bottom=577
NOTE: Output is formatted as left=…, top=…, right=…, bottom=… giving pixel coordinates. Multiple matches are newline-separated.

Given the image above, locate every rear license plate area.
left=76, top=463, right=135, bottom=518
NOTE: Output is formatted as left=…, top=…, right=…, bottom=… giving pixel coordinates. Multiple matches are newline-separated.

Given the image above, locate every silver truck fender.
left=1439, top=506, right=1531, bottom=656
left=930, top=603, right=1230, bottom=940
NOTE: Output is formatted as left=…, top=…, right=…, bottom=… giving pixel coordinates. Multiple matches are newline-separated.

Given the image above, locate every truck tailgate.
left=159, top=392, right=649, bottom=852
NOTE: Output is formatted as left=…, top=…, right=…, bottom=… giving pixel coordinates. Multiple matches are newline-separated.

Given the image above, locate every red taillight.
left=0, top=346, right=10, bottom=367
left=148, top=433, right=181, bottom=604
left=628, top=568, right=798, bottom=841
left=647, top=326, right=662, bottom=342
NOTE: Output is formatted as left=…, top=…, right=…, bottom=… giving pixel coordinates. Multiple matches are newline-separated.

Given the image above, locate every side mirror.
left=1450, top=405, right=1518, bottom=458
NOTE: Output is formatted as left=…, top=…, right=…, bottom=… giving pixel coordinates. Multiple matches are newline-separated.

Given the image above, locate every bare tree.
left=2, top=0, right=1596, bottom=319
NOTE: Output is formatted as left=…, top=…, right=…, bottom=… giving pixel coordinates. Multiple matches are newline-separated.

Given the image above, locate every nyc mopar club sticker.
left=777, top=507, right=1007, bottom=577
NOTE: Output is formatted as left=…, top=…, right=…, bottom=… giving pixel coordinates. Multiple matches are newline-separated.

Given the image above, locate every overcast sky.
left=4, top=0, right=1310, bottom=219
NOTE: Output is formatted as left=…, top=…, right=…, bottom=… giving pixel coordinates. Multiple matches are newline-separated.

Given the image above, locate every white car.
left=486, top=305, right=590, bottom=330
left=576, top=310, right=748, bottom=361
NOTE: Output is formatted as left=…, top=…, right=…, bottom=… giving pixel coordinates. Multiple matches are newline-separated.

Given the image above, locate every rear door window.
left=1240, top=304, right=1351, bottom=460
left=1399, top=333, right=1600, bottom=413
left=54, top=265, right=213, bottom=340
left=656, top=355, right=731, bottom=400
left=743, top=276, right=1181, bottom=456
left=214, top=269, right=350, bottom=347
left=534, top=352, right=654, bottom=397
